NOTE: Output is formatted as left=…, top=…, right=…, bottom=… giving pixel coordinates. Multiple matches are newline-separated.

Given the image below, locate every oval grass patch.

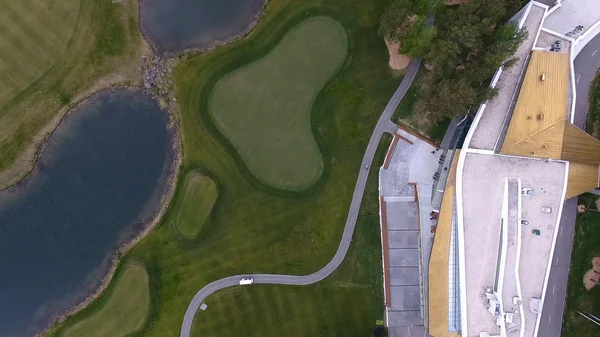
left=173, top=171, right=218, bottom=238
left=209, top=16, right=348, bottom=191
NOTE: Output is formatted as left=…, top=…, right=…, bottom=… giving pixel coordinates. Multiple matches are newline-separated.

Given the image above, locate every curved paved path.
left=180, top=57, right=423, bottom=337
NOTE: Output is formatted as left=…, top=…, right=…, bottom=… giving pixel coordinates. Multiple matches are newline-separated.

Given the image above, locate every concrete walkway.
left=379, top=127, right=439, bottom=337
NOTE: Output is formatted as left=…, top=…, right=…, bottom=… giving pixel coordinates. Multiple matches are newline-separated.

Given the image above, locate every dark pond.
left=0, top=89, right=173, bottom=337
left=140, top=0, right=265, bottom=53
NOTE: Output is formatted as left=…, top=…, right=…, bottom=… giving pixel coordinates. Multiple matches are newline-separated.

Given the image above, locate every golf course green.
left=49, top=0, right=402, bottom=335
left=209, top=16, right=347, bottom=191
left=61, top=263, right=149, bottom=337
left=173, top=171, right=218, bottom=239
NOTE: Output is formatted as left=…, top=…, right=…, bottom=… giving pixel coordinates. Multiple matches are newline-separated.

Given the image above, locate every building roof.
left=501, top=51, right=570, bottom=154
left=500, top=50, right=600, bottom=196
left=566, top=162, right=600, bottom=199
left=428, top=151, right=460, bottom=337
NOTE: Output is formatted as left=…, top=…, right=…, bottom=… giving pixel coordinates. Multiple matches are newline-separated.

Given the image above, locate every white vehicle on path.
left=239, top=277, right=254, bottom=285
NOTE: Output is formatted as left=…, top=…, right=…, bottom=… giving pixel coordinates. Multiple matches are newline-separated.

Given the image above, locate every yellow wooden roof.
left=502, top=51, right=569, bottom=152
left=562, top=122, right=600, bottom=165
left=428, top=151, right=460, bottom=337
left=502, top=120, right=565, bottom=158
left=566, top=163, right=600, bottom=199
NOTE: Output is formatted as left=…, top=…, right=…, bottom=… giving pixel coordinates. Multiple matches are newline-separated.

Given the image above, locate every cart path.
left=180, top=56, right=423, bottom=337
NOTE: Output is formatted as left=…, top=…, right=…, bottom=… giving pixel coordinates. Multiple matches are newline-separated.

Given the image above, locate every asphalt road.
left=537, top=33, right=600, bottom=337
left=535, top=0, right=557, bottom=7
left=179, top=58, right=423, bottom=337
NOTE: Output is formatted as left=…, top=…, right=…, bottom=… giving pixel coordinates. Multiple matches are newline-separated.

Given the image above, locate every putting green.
left=61, top=263, right=149, bottom=337
left=209, top=16, right=348, bottom=191
left=173, top=171, right=218, bottom=238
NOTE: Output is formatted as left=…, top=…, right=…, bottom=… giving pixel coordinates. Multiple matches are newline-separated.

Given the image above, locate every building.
left=427, top=2, right=600, bottom=337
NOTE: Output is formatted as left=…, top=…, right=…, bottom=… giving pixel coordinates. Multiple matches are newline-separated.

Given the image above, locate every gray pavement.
left=180, top=55, right=425, bottom=337
left=535, top=0, right=556, bottom=7
left=573, top=33, right=600, bottom=130
left=537, top=198, right=577, bottom=337
left=537, top=31, right=600, bottom=337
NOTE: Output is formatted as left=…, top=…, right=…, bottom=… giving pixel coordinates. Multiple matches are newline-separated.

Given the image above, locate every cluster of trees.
left=379, top=0, right=527, bottom=122
left=378, top=0, right=439, bottom=57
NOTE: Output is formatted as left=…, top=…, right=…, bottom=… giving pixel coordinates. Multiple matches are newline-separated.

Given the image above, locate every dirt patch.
left=385, top=39, right=411, bottom=70
left=583, top=257, right=600, bottom=290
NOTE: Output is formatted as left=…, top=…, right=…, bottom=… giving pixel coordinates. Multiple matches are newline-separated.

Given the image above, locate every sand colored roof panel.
left=561, top=123, right=600, bottom=165
left=501, top=51, right=569, bottom=151
left=428, top=151, right=460, bottom=337
left=565, top=163, right=599, bottom=199
left=502, top=120, right=565, bottom=158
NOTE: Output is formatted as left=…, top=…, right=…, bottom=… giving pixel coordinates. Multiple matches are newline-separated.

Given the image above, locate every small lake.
left=0, top=89, right=173, bottom=337
left=140, top=0, right=265, bottom=53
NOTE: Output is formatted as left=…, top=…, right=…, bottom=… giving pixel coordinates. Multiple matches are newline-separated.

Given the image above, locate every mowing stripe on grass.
left=0, top=17, right=46, bottom=65
left=209, top=16, right=348, bottom=191
left=0, top=2, right=53, bottom=51
left=10, top=0, right=65, bottom=46
left=0, top=0, right=79, bottom=106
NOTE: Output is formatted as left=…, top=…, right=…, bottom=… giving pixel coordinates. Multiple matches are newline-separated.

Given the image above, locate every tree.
left=379, top=0, right=440, bottom=43
left=426, top=39, right=459, bottom=74
left=378, top=0, right=414, bottom=41
left=400, top=17, right=437, bottom=57
left=415, top=78, right=477, bottom=120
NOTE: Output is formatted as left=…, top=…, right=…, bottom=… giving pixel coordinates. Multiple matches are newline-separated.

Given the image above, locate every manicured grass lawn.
left=173, top=171, right=218, bottom=239
left=0, top=0, right=79, bottom=106
left=209, top=16, right=347, bottom=190
left=0, top=0, right=144, bottom=188
left=586, top=74, right=600, bottom=138
left=191, top=135, right=391, bottom=336
left=59, top=263, right=150, bottom=337
left=50, top=0, right=401, bottom=335
left=563, top=194, right=600, bottom=337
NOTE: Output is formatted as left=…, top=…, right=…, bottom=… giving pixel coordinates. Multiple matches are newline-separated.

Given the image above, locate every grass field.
left=0, top=0, right=144, bottom=189
left=50, top=0, right=402, bottom=335
left=209, top=16, right=347, bottom=191
left=191, top=135, right=391, bottom=336
left=0, top=0, right=79, bottom=106
left=59, top=263, right=150, bottom=337
left=173, top=171, right=218, bottom=239
left=586, top=74, right=600, bottom=138
left=563, top=194, right=600, bottom=337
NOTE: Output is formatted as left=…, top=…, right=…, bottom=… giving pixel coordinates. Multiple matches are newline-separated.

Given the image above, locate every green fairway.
left=563, top=194, right=600, bottom=337
left=191, top=135, right=391, bottom=336
left=209, top=17, right=347, bottom=191
left=173, top=171, right=218, bottom=238
left=51, top=0, right=402, bottom=335
left=0, top=0, right=144, bottom=189
left=0, top=0, right=79, bottom=106
left=61, top=263, right=150, bottom=337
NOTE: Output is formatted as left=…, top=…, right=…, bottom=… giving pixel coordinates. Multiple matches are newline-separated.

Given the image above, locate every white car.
left=239, top=277, right=254, bottom=285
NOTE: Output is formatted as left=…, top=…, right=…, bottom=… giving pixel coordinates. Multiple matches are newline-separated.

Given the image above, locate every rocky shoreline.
left=13, top=0, right=274, bottom=335
left=138, top=0, right=269, bottom=56
left=34, top=89, right=183, bottom=336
